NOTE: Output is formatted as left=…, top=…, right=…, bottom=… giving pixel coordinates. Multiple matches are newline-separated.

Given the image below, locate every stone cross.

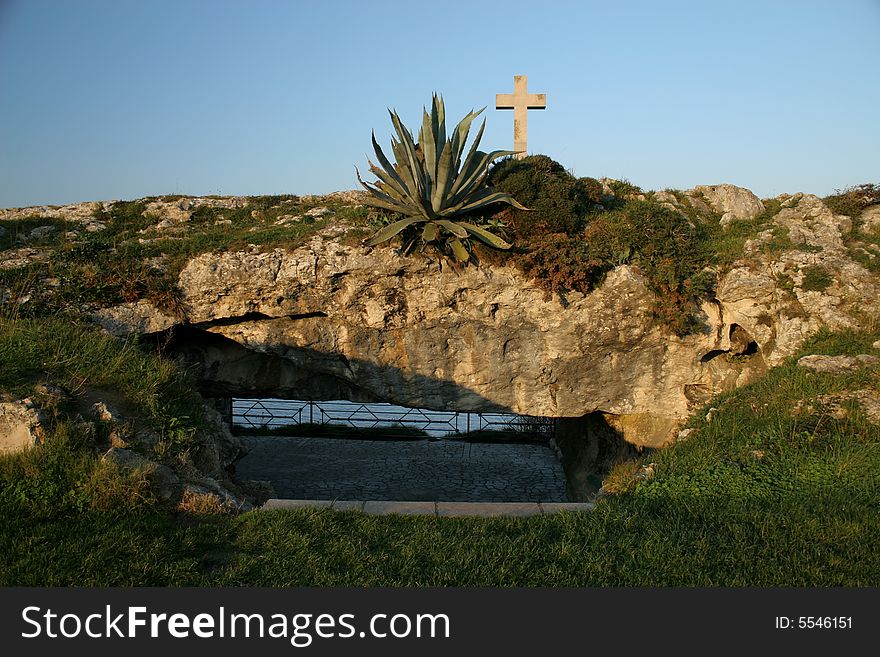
left=495, top=75, right=547, bottom=159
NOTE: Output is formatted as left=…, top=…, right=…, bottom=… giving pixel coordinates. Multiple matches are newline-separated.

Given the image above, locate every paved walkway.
left=261, top=499, right=594, bottom=516
left=235, top=435, right=569, bottom=503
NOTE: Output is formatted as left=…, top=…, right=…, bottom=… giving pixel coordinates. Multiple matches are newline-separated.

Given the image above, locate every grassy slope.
left=0, top=322, right=877, bottom=586
left=1, top=188, right=878, bottom=586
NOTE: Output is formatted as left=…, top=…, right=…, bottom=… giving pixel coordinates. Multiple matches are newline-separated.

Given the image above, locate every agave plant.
left=357, top=94, right=527, bottom=262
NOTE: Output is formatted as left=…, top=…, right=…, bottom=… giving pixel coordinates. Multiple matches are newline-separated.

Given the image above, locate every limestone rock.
left=797, top=354, right=879, bottom=373
left=651, top=190, right=681, bottom=211
left=604, top=413, right=680, bottom=449
left=773, top=194, right=849, bottom=252
left=300, top=190, right=367, bottom=206
left=715, top=195, right=880, bottom=365
left=0, top=400, right=46, bottom=454
left=28, top=225, right=56, bottom=241
left=690, top=184, right=765, bottom=227
left=0, top=247, right=50, bottom=270
left=814, top=390, right=880, bottom=425
left=238, top=479, right=276, bottom=505
left=33, top=382, right=67, bottom=403
left=91, top=401, right=121, bottom=422
left=190, top=403, right=247, bottom=479
left=860, top=205, right=880, bottom=233
left=0, top=201, right=94, bottom=222
left=91, top=300, right=178, bottom=336
left=685, top=194, right=712, bottom=215
left=89, top=192, right=874, bottom=448
left=38, top=187, right=875, bottom=450
left=142, top=199, right=192, bottom=225
left=304, top=206, right=332, bottom=218
left=190, top=197, right=249, bottom=210
left=636, top=463, right=657, bottom=481
left=849, top=390, right=880, bottom=424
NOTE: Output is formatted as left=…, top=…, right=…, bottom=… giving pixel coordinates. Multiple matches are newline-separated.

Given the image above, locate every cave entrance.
left=225, top=398, right=569, bottom=503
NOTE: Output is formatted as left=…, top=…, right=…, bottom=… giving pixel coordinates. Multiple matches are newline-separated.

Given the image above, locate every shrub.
left=516, top=232, right=611, bottom=293
left=487, top=155, right=603, bottom=237
left=514, top=197, right=717, bottom=334
left=606, top=178, right=643, bottom=199
left=824, top=183, right=880, bottom=218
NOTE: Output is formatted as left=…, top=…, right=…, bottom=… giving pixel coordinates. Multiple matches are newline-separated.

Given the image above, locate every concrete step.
left=259, top=499, right=595, bottom=516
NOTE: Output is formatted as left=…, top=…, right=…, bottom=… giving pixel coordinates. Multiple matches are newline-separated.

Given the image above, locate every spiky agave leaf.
left=421, top=222, right=440, bottom=242
left=448, top=238, right=470, bottom=263
left=364, top=216, right=423, bottom=246
left=359, top=94, right=528, bottom=259
left=457, top=222, right=513, bottom=249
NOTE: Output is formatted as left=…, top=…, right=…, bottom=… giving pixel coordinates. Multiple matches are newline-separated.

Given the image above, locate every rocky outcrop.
left=720, top=194, right=875, bottom=365
left=797, top=354, right=879, bottom=373
left=92, top=300, right=178, bottom=335
left=861, top=205, right=880, bottom=233
left=0, top=382, right=253, bottom=510
left=167, top=195, right=878, bottom=447
left=0, top=399, right=45, bottom=454
left=0, top=201, right=108, bottom=232
left=10, top=189, right=880, bottom=450
left=689, top=184, right=765, bottom=228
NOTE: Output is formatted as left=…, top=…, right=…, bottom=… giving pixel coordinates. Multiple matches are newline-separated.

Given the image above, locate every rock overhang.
left=7, top=188, right=878, bottom=448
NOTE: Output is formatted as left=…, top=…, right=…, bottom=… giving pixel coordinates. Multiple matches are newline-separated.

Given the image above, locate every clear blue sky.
left=1, top=0, right=878, bottom=207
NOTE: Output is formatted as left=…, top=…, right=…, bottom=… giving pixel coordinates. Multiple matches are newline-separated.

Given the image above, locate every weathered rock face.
left=0, top=399, right=45, bottom=454
left=690, top=184, right=765, bottom=227
left=861, top=205, right=880, bottom=233
left=719, top=194, right=875, bottom=366
left=0, top=201, right=109, bottom=233
left=87, top=191, right=880, bottom=448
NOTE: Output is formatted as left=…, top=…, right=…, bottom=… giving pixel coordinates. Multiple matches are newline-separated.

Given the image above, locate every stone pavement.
left=261, top=499, right=595, bottom=516
left=235, top=435, right=569, bottom=503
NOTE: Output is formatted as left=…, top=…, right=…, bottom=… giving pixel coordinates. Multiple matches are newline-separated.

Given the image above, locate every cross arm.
left=495, top=93, right=515, bottom=109
left=527, top=94, right=547, bottom=109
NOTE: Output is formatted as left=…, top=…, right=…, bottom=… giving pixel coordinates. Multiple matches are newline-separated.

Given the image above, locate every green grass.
left=0, top=316, right=201, bottom=425
left=801, top=265, right=834, bottom=292
left=0, top=322, right=877, bottom=586
left=2, top=180, right=879, bottom=586
left=0, top=316, right=210, bottom=471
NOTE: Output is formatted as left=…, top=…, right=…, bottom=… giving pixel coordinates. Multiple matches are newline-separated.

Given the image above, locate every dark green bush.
left=516, top=232, right=611, bottom=293
left=515, top=199, right=717, bottom=334
left=606, top=179, right=643, bottom=199
left=487, top=155, right=603, bottom=237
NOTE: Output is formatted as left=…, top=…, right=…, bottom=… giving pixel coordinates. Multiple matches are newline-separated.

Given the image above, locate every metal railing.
left=231, top=398, right=554, bottom=438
